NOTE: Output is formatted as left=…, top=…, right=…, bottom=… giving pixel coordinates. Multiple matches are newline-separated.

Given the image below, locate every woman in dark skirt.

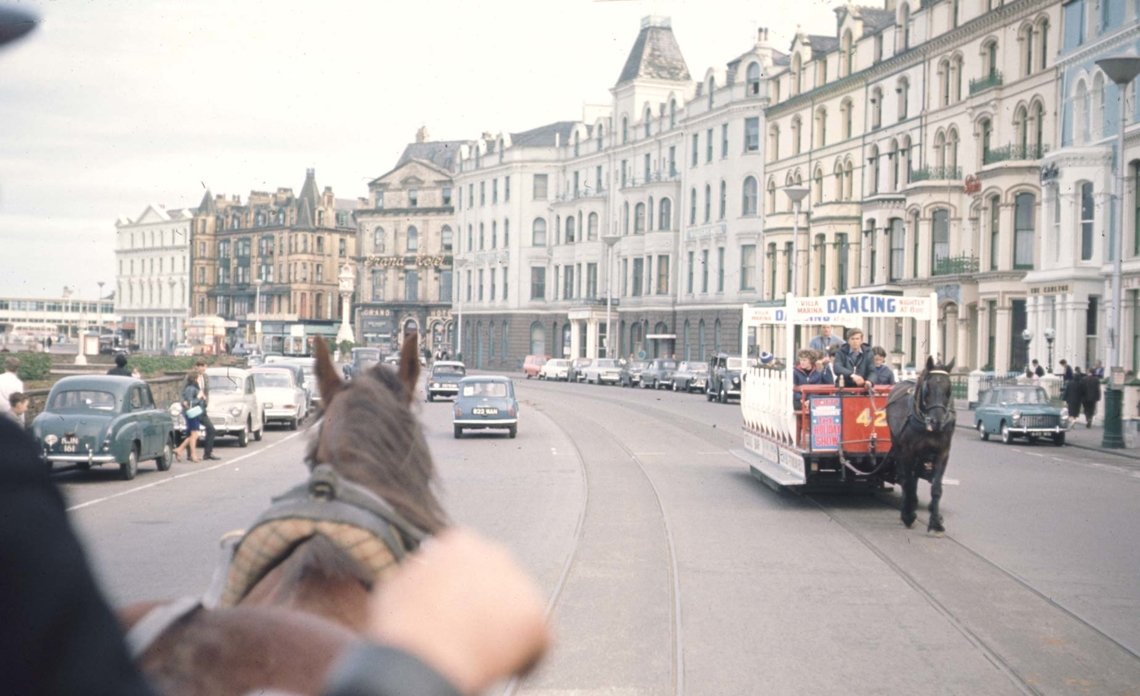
left=173, top=373, right=203, bottom=462
left=1065, top=366, right=1084, bottom=424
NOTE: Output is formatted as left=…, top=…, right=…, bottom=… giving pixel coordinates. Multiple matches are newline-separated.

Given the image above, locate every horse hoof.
left=901, top=517, right=916, bottom=529
left=928, top=528, right=945, bottom=537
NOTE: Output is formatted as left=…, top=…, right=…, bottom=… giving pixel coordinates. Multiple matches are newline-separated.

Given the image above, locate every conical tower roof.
left=616, top=16, right=691, bottom=86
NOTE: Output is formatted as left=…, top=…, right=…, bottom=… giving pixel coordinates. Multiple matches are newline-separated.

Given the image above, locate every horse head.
left=310, top=333, right=449, bottom=536
left=915, top=355, right=956, bottom=433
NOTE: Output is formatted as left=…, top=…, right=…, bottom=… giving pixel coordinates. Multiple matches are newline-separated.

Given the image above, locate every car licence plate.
left=472, top=407, right=498, bottom=415
left=61, top=436, right=78, bottom=453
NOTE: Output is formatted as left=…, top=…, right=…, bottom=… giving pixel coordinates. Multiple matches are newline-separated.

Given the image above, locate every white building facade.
left=453, top=17, right=780, bottom=369
left=114, top=204, right=193, bottom=353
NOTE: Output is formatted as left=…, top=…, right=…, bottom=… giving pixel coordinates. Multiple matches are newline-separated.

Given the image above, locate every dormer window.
left=409, top=189, right=418, bottom=207
left=747, top=62, right=761, bottom=95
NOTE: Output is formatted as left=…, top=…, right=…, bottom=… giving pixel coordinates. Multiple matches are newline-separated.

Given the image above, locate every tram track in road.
left=807, top=492, right=1140, bottom=693
left=511, top=389, right=689, bottom=696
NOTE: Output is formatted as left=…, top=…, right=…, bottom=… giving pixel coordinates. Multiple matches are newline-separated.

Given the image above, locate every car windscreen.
left=253, top=373, right=294, bottom=388
left=433, top=367, right=466, bottom=378
left=49, top=389, right=117, bottom=411
left=595, top=360, right=617, bottom=368
left=659, top=361, right=677, bottom=369
left=462, top=382, right=508, bottom=398
left=630, top=362, right=648, bottom=370
left=726, top=358, right=744, bottom=370
left=208, top=375, right=243, bottom=393
left=999, top=388, right=1047, bottom=404
left=691, top=364, right=709, bottom=373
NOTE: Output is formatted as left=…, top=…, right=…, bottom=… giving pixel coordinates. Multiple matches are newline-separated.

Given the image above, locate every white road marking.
left=942, top=477, right=960, bottom=486
left=66, top=432, right=304, bottom=512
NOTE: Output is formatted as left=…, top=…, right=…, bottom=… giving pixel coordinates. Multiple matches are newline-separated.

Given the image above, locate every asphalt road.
left=60, top=374, right=1140, bottom=695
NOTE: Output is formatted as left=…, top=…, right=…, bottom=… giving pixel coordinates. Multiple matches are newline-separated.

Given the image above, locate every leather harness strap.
left=126, top=596, right=202, bottom=658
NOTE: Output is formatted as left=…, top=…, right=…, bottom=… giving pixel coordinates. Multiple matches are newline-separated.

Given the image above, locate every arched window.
left=532, top=218, right=547, bottom=246
left=635, top=203, right=646, bottom=234
left=767, top=178, right=777, bottom=214
left=768, top=124, right=780, bottom=161
left=1037, top=18, right=1050, bottom=72
left=565, top=215, right=576, bottom=243
left=623, top=202, right=630, bottom=234
left=406, top=225, right=418, bottom=252
left=871, top=87, right=883, bottom=129
left=897, top=77, right=909, bottom=120
left=644, top=106, right=652, bottom=137
left=841, top=29, right=854, bottom=76
left=869, top=145, right=880, bottom=195
left=1075, top=79, right=1089, bottom=144
left=899, top=3, right=911, bottom=50
left=931, top=209, right=950, bottom=272
left=689, top=188, right=697, bottom=225
left=939, top=59, right=951, bottom=106
left=621, top=116, right=629, bottom=144
left=373, top=226, right=385, bottom=252
left=743, top=176, right=759, bottom=216
left=887, top=139, right=899, bottom=190
left=1014, top=192, right=1035, bottom=269
left=833, top=161, right=844, bottom=200
left=1014, top=105, right=1029, bottom=151
left=1080, top=181, right=1095, bottom=260
left=979, top=117, right=993, bottom=163
left=669, top=99, right=677, bottom=128
left=815, top=107, right=827, bottom=147
left=988, top=194, right=1001, bottom=270
left=659, top=198, right=672, bottom=230
left=934, top=130, right=947, bottom=169
left=1032, top=100, right=1045, bottom=152
left=1019, top=23, right=1034, bottom=77
left=791, top=116, right=802, bottom=155
left=845, top=161, right=855, bottom=200
left=813, top=167, right=824, bottom=203
left=947, top=127, right=959, bottom=171
left=1092, top=71, right=1106, bottom=140
left=588, top=212, right=599, bottom=240
left=791, top=53, right=802, bottom=96
left=529, top=321, right=546, bottom=356
left=441, top=225, right=453, bottom=252
left=747, top=62, right=761, bottom=95
left=596, top=123, right=604, bottom=150
left=841, top=99, right=853, bottom=139
left=704, top=184, right=712, bottom=222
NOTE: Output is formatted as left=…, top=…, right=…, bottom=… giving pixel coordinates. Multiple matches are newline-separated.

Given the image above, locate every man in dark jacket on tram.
left=833, top=328, right=875, bottom=388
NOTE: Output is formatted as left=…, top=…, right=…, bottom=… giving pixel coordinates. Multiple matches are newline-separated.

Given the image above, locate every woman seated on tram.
left=793, top=349, right=832, bottom=411
left=869, top=346, right=896, bottom=386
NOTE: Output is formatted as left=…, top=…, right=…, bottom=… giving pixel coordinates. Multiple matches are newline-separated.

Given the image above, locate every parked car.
left=426, top=361, right=467, bottom=401
left=523, top=354, right=549, bottom=379
left=582, top=358, right=622, bottom=385
left=251, top=366, right=307, bottom=430
left=671, top=361, right=710, bottom=393
left=275, top=356, right=319, bottom=407
left=262, top=359, right=311, bottom=417
left=539, top=358, right=571, bottom=381
left=640, top=359, right=678, bottom=389
left=452, top=376, right=519, bottom=439
left=344, top=346, right=382, bottom=380
left=32, top=375, right=175, bottom=480
left=619, top=360, right=648, bottom=387
left=975, top=385, right=1070, bottom=445
left=707, top=353, right=745, bottom=403
left=171, top=367, right=264, bottom=447
left=567, top=357, right=593, bottom=383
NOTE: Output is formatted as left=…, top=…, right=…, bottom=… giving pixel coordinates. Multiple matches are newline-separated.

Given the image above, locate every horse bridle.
left=911, top=369, right=955, bottom=432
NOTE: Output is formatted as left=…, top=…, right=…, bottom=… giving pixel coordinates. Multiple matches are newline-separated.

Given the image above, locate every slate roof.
left=616, top=20, right=691, bottom=85
left=296, top=169, right=319, bottom=228
left=510, top=121, right=577, bottom=148
left=197, top=189, right=217, bottom=215
left=395, top=140, right=469, bottom=173
left=857, top=7, right=896, bottom=32
left=808, top=35, right=839, bottom=59
left=772, top=50, right=790, bottom=67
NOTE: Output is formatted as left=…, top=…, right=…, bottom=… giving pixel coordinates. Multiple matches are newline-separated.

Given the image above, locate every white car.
left=582, top=358, right=622, bottom=385
left=251, top=366, right=307, bottom=430
left=170, top=367, right=265, bottom=447
left=538, top=358, right=571, bottom=381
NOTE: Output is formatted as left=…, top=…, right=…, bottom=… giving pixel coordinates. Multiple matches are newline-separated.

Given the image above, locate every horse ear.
left=946, top=357, right=956, bottom=372
left=313, top=338, right=345, bottom=407
left=398, top=332, right=421, bottom=404
left=925, top=355, right=935, bottom=372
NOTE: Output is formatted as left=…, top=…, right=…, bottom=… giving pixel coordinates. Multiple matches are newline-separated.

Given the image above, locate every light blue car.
left=974, top=385, right=1070, bottom=446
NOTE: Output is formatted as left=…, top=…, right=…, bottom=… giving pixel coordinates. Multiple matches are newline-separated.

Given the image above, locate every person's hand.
left=365, top=528, right=551, bottom=695
left=852, top=375, right=865, bottom=387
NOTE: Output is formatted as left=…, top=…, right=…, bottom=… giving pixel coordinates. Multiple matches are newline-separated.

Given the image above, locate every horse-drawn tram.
left=737, top=292, right=941, bottom=491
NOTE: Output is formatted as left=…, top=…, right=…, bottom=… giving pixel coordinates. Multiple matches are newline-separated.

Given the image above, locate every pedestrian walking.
left=0, top=356, right=24, bottom=419
left=1081, top=369, right=1102, bottom=427
left=194, top=360, right=219, bottom=460
left=1065, top=367, right=1084, bottom=422
left=173, top=373, right=204, bottom=462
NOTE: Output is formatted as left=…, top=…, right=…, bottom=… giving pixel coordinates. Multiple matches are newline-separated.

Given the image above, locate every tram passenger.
left=793, top=350, right=830, bottom=411
left=833, top=328, right=875, bottom=388
left=869, top=346, right=896, bottom=386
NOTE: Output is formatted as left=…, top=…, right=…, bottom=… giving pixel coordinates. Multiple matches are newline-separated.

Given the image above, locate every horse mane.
left=307, top=336, right=449, bottom=536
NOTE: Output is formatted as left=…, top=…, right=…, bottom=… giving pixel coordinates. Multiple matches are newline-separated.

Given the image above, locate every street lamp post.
left=783, top=186, right=810, bottom=297
left=1094, top=56, right=1140, bottom=448
left=96, top=281, right=105, bottom=338
left=602, top=233, right=621, bottom=359
left=1044, top=327, right=1055, bottom=373
left=336, top=263, right=355, bottom=348
left=253, top=278, right=263, bottom=353
left=454, top=258, right=467, bottom=361
left=1021, top=329, right=1032, bottom=375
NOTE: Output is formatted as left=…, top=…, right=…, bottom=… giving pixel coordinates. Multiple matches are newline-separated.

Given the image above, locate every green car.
left=32, top=375, right=176, bottom=480
left=974, top=385, right=1071, bottom=446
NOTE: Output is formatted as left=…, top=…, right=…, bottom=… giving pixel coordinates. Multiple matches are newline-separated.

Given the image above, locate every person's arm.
left=325, top=529, right=549, bottom=696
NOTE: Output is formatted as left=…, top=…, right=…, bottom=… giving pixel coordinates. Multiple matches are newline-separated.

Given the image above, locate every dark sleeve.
left=832, top=352, right=852, bottom=378
left=322, top=642, right=463, bottom=696
left=0, top=419, right=156, bottom=696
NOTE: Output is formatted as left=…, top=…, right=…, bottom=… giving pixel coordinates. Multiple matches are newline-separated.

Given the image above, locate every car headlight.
left=44, top=434, right=58, bottom=446
left=1060, top=407, right=1070, bottom=421
left=431, top=382, right=439, bottom=388
left=264, top=402, right=274, bottom=408
left=230, top=406, right=243, bottom=417
left=732, top=377, right=740, bottom=385
left=169, top=402, right=183, bottom=416
left=101, top=439, right=112, bottom=451
left=1011, top=410, right=1021, bottom=422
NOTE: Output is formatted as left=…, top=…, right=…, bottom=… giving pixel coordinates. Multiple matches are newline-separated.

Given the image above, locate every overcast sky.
left=0, top=0, right=837, bottom=302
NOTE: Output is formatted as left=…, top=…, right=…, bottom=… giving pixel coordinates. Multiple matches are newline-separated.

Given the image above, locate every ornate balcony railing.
left=969, top=70, right=1003, bottom=95
left=910, top=166, right=962, bottom=182
left=983, top=143, right=1047, bottom=165
left=932, top=253, right=980, bottom=276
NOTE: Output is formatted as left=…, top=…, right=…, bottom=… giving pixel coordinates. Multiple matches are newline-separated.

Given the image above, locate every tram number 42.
left=854, top=408, right=887, bottom=428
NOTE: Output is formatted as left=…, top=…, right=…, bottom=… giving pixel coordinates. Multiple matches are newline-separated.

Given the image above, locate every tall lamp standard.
left=1094, top=56, right=1140, bottom=448
left=1021, top=329, right=1032, bottom=375
left=1044, top=327, right=1055, bottom=373
left=96, top=280, right=105, bottom=338
left=253, top=278, right=263, bottom=353
left=602, top=233, right=621, bottom=358
left=783, top=186, right=810, bottom=297
left=453, top=258, right=468, bottom=361
left=336, top=263, right=355, bottom=349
